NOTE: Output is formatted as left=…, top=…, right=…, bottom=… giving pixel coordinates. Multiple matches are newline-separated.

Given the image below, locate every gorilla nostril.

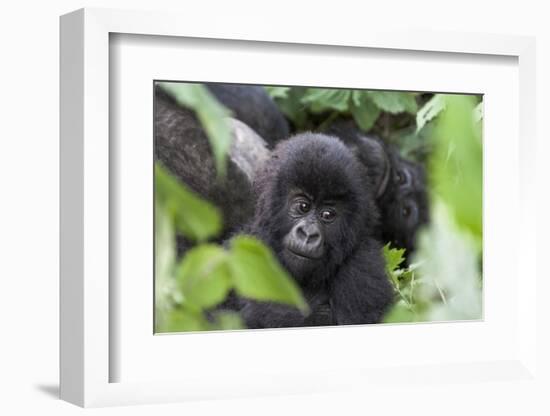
left=296, top=226, right=308, bottom=240
left=306, top=231, right=320, bottom=245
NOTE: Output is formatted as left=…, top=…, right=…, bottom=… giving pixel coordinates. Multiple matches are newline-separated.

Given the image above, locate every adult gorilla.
left=325, top=120, right=429, bottom=260
left=237, top=133, right=393, bottom=328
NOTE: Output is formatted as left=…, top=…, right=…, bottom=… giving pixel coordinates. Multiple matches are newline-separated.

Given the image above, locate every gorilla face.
left=382, top=158, right=429, bottom=255
left=393, top=163, right=422, bottom=231
left=281, top=191, right=342, bottom=275
left=253, top=133, right=378, bottom=286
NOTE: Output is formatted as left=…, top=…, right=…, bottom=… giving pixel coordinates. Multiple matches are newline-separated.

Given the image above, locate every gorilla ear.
left=359, top=135, right=391, bottom=198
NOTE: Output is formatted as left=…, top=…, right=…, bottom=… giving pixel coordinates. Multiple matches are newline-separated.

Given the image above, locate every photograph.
left=153, top=81, right=483, bottom=333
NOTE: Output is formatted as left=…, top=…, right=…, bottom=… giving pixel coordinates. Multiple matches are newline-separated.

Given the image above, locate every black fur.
left=236, top=133, right=393, bottom=328
left=325, top=120, right=429, bottom=259
left=379, top=150, right=429, bottom=256
left=206, top=83, right=290, bottom=147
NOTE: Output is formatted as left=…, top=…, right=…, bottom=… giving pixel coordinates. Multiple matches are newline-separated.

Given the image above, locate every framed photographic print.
left=60, top=7, right=538, bottom=408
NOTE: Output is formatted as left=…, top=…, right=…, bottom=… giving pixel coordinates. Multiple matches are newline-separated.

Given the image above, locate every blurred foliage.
left=155, top=165, right=308, bottom=332
left=416, top=94, right=446, bottom=133
left=155, top=164, right=222, bottom=242
left=229, top=236, right=308, bottom=312
left=431, top=95, right=483, bottom=241
left=383, top=94, right=483, bottom=323
left=383, top=203, right=482, bottom=323
left=158, top=82, right=232, bottom=177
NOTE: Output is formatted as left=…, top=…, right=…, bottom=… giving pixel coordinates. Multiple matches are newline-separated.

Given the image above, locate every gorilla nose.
left=296, top=223, right=321, bottom=247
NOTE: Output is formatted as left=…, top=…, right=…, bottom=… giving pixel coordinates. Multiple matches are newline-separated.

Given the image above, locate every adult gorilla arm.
left=329, top=239, right=393, bottom=325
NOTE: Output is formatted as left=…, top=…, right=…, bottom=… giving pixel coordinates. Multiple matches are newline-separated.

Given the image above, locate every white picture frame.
left=60, top=8, right=538, bottom=408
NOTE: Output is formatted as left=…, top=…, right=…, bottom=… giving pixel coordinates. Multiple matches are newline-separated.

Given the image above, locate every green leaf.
left=155, top=163, right=222, bottom=242
left=366, top=91, right=418, bottom=114
left=175, top=245, right=231, bottom=309
left=412, top=203, right=482, bottom=321
left=431, top=95, right=482, bottom=240
left=210, top=311, right=245, bottom=330
left=270, top=87, right=309, bottom=129
left=265, top=86, right=291, bottom=99
left=350, top=91, right=381, bottom=131
left=473, top=101, right=483, bottom=123
left=383, top=243, right=406, bottom=276
left=228, top=236, right=308, bottom=312
left=158, top=82, right=232, bottom=177
left=154, top=201, right=179, bottom=329
left=300, top=88, right=351, bottom=113
left=383, top=300, right=416, bottom=323
left=416, top=94, right=446, bottom=132
left=157, top=308, right=210, bottom=333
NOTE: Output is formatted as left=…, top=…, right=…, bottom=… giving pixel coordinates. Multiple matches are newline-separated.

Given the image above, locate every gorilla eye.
left=396, top=170, right=406, bottom=185
left=320, top=209, right=336, bottom=222
left=298, top=201, right=311, bottom=214
left=402, top=205, right=411, bottom=217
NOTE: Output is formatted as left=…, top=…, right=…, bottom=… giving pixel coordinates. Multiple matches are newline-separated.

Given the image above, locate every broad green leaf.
left=473, top=101, right=483, bottom=123
left=350, top=91, right=381, bottom=131
left=154, top=202, right=176, bottom=298
left=228, top=236, right=308, bottom=312
left=210, top=311, right=245, bottom=330
left=300, top=88, right=351, bottom=113
left=175, top=245, right=231, bottom=309
left=366, top=91, right=418, bottom=114
left=158, top=82, right=232, bottom=177
left=431, top=95, right=482, bottom=240
left=416, top=94, right=446, bottom=132
left=265, top=86, right=291, bottom=99
left=154, top=202, right=180, bottom=329
left=155, top=164, right=222, bottom=242
left=157, top=308, right=210, bottom=333
left=270, top=87, right=309, bottom=129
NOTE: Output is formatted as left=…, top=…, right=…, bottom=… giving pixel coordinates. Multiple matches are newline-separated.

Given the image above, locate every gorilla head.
left=253, top=133, right=377, bottom=282
left=324, top=120, right=429, bottom=260
left=380, top=154, right=429, bottom=255
left=240, top=133, right=392, bottom=328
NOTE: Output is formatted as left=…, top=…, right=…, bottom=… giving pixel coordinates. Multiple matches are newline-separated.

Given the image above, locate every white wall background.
left=0, top=1, right=548, bottom=414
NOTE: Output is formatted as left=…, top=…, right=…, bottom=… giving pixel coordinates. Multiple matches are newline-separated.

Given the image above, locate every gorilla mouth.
left=286, top=246, right=323, bottom=260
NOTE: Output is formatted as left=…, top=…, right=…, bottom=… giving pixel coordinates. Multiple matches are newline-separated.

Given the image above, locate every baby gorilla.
left=238, top=133, right=393, bottom=328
